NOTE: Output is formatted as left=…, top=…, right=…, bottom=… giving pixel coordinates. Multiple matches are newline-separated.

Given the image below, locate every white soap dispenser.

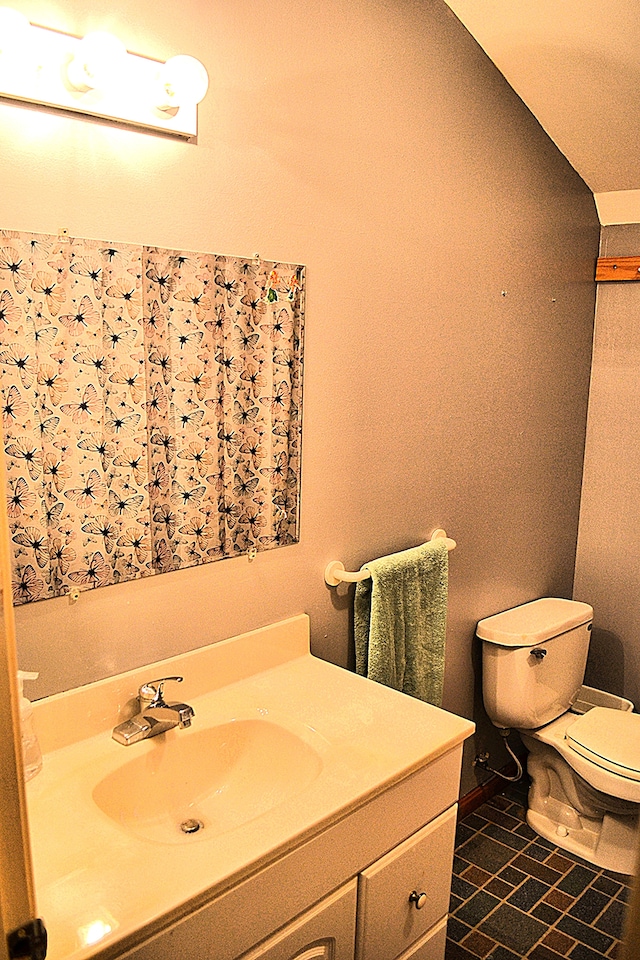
left=17, top=671, right=42, bottom=781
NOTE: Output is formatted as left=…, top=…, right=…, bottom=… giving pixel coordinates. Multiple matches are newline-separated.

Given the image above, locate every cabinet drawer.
left=238, top=880, right=357, bottom=960
left=396, top=916, right=447, bottom=960
left=355, top=805, right=457, bottom=960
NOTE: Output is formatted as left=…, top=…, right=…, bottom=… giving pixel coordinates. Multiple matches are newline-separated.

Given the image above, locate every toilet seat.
left=566, top=707, right=640, bottom=782
left=526, top=711, right=640, bottom=804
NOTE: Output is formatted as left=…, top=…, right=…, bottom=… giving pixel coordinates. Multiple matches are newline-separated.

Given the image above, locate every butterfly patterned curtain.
left=0, top=230, right=304, bottom=604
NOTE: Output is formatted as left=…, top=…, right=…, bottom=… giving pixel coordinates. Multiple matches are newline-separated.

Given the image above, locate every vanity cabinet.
left=118, top=747, right=461, bottom=960
left=28, top=615, right=474, bottom=960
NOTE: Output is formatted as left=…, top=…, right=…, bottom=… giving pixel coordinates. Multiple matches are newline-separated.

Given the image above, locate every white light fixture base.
left=0, top=22, right=203, bottom=140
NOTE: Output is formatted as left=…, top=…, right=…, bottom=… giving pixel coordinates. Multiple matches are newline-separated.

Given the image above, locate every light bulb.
left=67, top=30, right=126, bottom=92
left=156, top=54, right=208, bottom=110
left=0, top=7, right=30, bottom=57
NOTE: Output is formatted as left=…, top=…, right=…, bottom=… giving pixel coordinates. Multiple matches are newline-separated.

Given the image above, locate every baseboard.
left=458, top=761, right=524, bottom=820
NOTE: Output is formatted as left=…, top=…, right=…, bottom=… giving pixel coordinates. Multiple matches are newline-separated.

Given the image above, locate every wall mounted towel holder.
left=324, top=529, right=456, bottom=586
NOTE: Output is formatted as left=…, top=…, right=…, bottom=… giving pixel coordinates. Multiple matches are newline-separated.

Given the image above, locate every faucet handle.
left=138, top=675, right=183, bottom=708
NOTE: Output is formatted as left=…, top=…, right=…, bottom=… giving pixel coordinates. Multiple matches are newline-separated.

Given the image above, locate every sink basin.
left=92, top=717, right=323, bottom=844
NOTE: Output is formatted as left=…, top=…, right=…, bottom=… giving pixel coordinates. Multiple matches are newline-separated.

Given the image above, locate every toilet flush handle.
left=531, top=648, right=547, bottom=660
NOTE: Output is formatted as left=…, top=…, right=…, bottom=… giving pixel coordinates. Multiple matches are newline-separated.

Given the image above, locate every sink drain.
left=180, top=818, right=204, bottom=834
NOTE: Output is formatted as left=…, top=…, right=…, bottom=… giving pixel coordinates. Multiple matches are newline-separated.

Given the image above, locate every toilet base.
left=526, top=807, right=638, bottom=875
left=522, top=734, right=639, bottom=874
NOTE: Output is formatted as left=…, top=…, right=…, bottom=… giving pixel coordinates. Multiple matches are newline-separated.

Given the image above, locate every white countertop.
left=26, top=615, right=474, bottom=960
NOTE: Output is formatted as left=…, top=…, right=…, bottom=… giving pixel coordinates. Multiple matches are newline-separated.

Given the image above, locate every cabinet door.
left=238, top=879, right=357, bottom=960
left=355, top=805, right=457, bottom=960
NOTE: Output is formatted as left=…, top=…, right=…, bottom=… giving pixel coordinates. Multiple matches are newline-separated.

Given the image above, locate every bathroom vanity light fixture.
left=0, top=8, right=209, bottom=139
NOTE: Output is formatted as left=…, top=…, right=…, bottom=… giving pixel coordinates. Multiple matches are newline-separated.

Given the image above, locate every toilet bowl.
left=522, top=707, right=640, bottom=873
left=478, top=598, right=640, bottom=873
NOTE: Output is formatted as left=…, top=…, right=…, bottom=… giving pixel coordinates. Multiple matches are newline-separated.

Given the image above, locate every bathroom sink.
left=92, top=717, right=323, bottom=844
left=27, top=616, right=475, bottom=960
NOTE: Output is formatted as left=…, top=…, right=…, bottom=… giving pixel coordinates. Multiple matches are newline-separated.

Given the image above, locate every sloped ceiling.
left=443, top=0, right=640, bottom=223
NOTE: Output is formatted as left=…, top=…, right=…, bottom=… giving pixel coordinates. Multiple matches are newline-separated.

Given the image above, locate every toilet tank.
left=477, top=598, right=593, bottom=730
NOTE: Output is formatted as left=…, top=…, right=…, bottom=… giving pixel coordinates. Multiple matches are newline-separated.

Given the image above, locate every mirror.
left=0, top=229, right=304, bottom=603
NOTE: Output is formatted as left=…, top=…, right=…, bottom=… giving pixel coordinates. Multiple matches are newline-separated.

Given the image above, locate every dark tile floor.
left=446, top=780, right=632, bottom=959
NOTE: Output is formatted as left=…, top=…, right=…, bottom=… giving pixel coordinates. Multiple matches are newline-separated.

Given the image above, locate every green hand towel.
left=354, top=539, right=448, bottom=706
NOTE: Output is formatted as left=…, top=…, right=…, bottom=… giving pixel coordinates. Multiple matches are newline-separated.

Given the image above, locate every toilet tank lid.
left=477, top=598, right=593, bottom=646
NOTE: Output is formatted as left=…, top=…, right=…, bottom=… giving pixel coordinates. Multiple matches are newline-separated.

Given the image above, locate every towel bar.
left=324, top=529, right=456, bottom=586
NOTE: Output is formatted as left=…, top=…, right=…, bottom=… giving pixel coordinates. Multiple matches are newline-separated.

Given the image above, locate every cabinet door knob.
left=409, top=890, right=428, bottom=910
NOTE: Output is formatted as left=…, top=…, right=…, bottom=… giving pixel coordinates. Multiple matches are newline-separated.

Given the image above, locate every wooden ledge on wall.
left=596, top=256, right=640, bottom=281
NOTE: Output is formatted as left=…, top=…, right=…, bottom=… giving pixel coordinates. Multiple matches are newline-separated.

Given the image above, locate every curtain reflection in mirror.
left=0, top=230, right=304, bottom=604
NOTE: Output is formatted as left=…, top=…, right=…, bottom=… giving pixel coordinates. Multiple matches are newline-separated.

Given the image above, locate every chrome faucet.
left=112, top=676, right=195, bottom=746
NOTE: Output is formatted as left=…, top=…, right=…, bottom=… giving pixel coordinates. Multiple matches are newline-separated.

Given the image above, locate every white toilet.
left=478, top=597, right=640, bottom=874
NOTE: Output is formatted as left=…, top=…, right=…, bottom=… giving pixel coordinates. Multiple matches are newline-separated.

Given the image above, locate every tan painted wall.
left=574, top=224, right=640, bottom=710
left=4, top=0, right=598, bottom=793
